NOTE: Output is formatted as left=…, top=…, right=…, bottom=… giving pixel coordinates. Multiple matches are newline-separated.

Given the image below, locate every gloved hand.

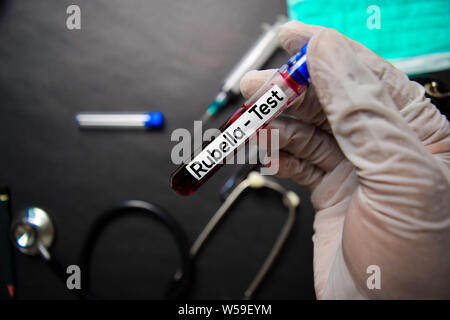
left=240, top=21, right=450, bottom=299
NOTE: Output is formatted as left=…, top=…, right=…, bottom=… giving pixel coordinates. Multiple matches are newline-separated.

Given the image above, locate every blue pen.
left=75, top=112, right=164, bottom=129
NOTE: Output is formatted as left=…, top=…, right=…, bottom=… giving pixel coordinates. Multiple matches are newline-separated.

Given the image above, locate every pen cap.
left=145, top=111, right=164, bottom=128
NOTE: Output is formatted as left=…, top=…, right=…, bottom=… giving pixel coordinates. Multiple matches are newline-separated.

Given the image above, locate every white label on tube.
left=186, top=85, right=287, bottom=180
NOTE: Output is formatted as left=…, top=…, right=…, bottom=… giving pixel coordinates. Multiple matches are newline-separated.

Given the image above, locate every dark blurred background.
left=0, top=0, right=317, bottom=299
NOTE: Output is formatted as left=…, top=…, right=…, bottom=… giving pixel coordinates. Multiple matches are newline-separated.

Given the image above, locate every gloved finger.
left=284, top=85, right=331, bottom=133
left=319, top=26, right=450, bottom=153
left=272, top=151, right=324, bottom=191
left=239, top=69, right=277, bottom=100
left=240, top=69, right=331, bottom=132
left=309, top=29, right=450, bottom=299
left=268, top=117, right=343, bottom=172
left=276, top=21, right=329, bottom=132
left=308, top=28, right=449, bottom=203
left=240, top=22, right=331, bottom=133
left=278, top=20, right=324, bottom=55
left=400, top=84, right=450, bottom=164
left=279, top=21, right=450, bottom=154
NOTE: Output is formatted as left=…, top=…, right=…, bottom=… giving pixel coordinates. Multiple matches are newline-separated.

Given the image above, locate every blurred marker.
left=75, top=112, right=164, bottom=130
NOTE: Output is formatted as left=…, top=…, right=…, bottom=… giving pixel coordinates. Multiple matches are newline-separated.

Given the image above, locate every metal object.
left=11, top=207, right=54, bottom=260
left=9, top=202, right=192, bottom=299
left=10, top=185, right=298, bottom=299
left=188, top=171, right=300, bottom=299
left=424, top=81, right=450, bottom=99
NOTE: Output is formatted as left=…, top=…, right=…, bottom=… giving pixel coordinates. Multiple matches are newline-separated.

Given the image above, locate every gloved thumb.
left=307, top=29, right=450, bottom=221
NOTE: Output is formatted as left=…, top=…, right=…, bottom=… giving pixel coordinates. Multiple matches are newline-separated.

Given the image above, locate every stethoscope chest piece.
left=11, top=207, right=54, bottom=260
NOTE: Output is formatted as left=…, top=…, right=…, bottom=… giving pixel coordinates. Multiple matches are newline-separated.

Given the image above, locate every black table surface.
left=0, top=0, right=317, bottom=299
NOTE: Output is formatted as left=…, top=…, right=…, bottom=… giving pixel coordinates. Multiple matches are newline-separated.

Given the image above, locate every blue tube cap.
left=145, top=111, right=164, bottom=128
left=284, top=42, right=310, bottom=86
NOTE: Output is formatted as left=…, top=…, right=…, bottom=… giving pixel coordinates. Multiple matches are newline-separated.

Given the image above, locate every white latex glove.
left=240, top=21, right=450, bottom=299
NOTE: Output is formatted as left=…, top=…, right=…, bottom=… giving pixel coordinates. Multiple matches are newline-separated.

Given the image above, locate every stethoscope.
left=10, top=171, right=300, bottom=299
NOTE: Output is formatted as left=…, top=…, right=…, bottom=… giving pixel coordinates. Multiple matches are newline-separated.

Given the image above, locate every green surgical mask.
left=287, top=0, right=450, bottom=75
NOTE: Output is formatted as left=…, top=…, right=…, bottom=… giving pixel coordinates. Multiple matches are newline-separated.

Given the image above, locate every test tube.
left=170, top=42, right=310, bottom=196
left=75, top=112, right=164, bottom=130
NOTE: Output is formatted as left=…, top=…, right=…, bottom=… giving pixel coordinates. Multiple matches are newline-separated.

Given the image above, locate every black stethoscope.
left=10, top=171, right=300, bottom=299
